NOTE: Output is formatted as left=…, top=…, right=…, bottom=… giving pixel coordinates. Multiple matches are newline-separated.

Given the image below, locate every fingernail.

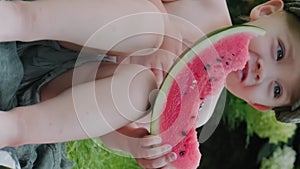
left=169, top=152, right=177, bottom=161
left=167, top=145, right=172, bottom=151
left=157, top=136, right=162, bottom=143
left=163, top=145, right=172, bottom=152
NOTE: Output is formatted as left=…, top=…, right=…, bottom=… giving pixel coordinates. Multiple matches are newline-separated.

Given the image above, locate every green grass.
left=67, top=139, right=142, bottom=169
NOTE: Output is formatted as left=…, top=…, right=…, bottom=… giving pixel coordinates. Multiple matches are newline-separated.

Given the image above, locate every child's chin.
left=224, top=83, right=243, bottom=100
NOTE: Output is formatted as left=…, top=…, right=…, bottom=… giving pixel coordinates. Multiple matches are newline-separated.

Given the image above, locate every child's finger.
left=162, top=164, right=177, bottom=169
left=146, top=64, right=162, bottom=87
left=140, top=135, right=162, bottom=147
left=141, top=144, right=172, bottom=159
left=150, top=71, right=163, bottom=87
left=152, top=58, right=164, bottom=85
left=137, top=152, right=177, bottom=169
left=153, top=67, right=164, bottom=87
left=161, top=53, right=177, bottom=80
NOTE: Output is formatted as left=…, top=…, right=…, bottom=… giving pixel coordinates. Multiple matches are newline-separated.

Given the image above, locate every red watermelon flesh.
left=151, top=25, right=265, bottom=169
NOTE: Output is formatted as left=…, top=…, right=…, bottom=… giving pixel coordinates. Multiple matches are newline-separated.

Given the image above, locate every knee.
left=113, top=64, right=157, bottom=120
left=129, top=65, right=157, bottom=113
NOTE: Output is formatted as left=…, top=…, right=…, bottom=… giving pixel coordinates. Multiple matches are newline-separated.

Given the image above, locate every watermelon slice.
left=150, top=25, right=265, bottom=169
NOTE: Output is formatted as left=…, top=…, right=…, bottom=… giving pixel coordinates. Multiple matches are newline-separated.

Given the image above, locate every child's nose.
left=255, top=59, right=262, bottom=82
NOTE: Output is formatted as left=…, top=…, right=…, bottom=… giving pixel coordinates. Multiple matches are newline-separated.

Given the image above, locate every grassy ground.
left=67, top=139, right=141, bottom=169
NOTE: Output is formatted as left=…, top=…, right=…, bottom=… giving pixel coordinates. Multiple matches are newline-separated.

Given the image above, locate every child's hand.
left=134, top=135, right=177, bottom=169
left=102, top=126, right=177, bottom=168
left=129, top=29, right=182, bottom=87
left=146, top=16, right=183, bottom=87
left=144, top=35, right=182, bottom=87
left=128, top=0, right=183, bottom=87
left=118, top=126, right=177, bottom=168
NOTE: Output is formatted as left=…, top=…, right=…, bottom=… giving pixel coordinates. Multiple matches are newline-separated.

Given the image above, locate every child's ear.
left=250, top=103, right=272, bottom=112
left=250, top=0, right=284, bottom=20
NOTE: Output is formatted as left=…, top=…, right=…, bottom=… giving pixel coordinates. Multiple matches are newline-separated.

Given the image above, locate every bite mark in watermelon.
left=150, top=25, right=265, bottom=169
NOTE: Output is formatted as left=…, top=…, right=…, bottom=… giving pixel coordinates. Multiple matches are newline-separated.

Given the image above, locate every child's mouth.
left=241, top=62, right=248, bottom=82
left=237, top=61, right=248, bottom=82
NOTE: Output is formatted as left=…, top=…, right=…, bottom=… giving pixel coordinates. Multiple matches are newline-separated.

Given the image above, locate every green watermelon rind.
left=150, top=25, right=265, bottom=134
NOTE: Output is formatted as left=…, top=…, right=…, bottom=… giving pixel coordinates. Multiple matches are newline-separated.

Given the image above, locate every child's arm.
left=1, top=63, right=156, bottom=147
left=0, top=0, right=181, bottom=85
left=1, top=0, right=181, bottom=83
left=2, top=0, right=166, bottom=55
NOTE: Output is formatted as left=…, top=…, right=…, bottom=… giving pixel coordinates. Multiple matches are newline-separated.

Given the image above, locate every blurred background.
left=67, top=0, right=300, bottom=168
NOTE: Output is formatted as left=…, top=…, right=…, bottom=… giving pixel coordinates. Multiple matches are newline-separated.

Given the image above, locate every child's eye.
left=273, top=82, right=282, bottom=98
left=276, top=40, right=285, bottom=61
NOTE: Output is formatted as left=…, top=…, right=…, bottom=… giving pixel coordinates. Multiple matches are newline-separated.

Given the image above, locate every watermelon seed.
left=179, top=151, right=186, bottom=156
left=198, top=102, right=204, bottom=112
left=209, top=77, right=215, bottom=83
left=216, top=58, right=222, bottom=62
left=232, top=53, right=235, bottom=56
left=189, top=85, right=196, bottom=90
left=204, top=64, right=211, bottom=70
left=225, top=62, right=229, bottom=65
left=200, top=97, right=204, bottom=100
left=199, top=103, right=204, bottom=109
left=191, top=115, right=196, bottom=119
left=182, top=131, right=187, bottom=136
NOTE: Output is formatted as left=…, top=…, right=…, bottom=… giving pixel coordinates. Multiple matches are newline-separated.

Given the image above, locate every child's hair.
left=284, top=0, right=300, bottom=20
left=273, top=0, right=300, bottom=123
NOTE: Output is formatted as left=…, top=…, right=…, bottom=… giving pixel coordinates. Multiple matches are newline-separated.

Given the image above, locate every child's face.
left=225, top=11, right=300, bottom=111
